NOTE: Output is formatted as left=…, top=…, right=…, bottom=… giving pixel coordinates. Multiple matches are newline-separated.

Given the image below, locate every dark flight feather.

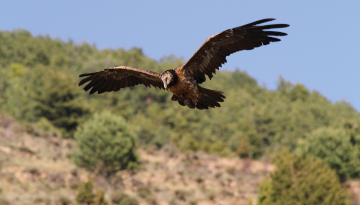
left=178, top=18, right=289, bottom=84
left=78, top=66, right=164, bottom=94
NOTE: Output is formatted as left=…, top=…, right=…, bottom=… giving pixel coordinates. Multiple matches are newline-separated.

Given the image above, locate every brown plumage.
left=79, top=18, right=289, bottom=109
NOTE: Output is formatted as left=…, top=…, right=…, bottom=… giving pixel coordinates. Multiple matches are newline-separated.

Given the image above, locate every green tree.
left=258, top=149, right=350, bottom=205
left=72, top=112, right=140, bottom=179
left=297, top=127, right=360, bottom=180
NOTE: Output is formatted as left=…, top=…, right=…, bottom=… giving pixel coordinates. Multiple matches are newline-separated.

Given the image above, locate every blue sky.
left=1, top=1, right=359, bottom=111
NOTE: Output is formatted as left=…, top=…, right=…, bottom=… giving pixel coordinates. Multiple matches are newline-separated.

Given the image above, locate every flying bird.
left=78, top=18, right=289, bottom=109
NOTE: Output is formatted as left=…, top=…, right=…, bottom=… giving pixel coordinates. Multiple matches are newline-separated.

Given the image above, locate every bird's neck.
left=167, top=70, right=178, bottom=88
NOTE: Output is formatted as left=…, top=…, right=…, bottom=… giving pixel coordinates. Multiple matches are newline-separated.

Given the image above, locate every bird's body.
left=164, top=69, right=199, bottom=106
left=167, top=70, right=198, bottom=104
left=79, top=18, right=289, bottom=109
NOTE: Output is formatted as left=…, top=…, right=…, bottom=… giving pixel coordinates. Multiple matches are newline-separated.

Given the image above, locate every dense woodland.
left=1, top=29, right=360, bottom=204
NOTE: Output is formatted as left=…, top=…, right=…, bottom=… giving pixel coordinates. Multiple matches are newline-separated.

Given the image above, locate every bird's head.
left=161, top=70, right=177, bottom=89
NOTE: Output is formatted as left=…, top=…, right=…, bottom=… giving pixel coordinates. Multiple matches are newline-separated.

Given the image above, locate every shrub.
left=258, top=149, right=350, bottom=205
left=33, top=197, right=51, bottom=205
left=72, top=112, right=140, bottom=179
left=137, top=187, right=152, bottom=201
left=174, top=189, right=187, bottom=201
left=55, top=195, right=72, bottom=205
left=177, top=135, right=234, bottom=157
left=236, top=138, right=251, bottom=158
left=36, top=117, right=61, bottom=137
left=111, top=191, right=138, bottom=205
left=95, top=190, right=108, bottom=205
left=117, top=197, right=138, bottom=205
left=76, top=181, right=95, bottom=205
left=70, top=182, right=79, bottom=190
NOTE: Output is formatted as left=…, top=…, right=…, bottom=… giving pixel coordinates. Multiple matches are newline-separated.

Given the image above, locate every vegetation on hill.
left=1, top=29, right=359, bottom=161
left=1, top=29, right=360, bottom=204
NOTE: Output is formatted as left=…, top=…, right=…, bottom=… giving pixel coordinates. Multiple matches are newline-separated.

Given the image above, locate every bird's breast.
left=168, top=76, right=198, bottom=99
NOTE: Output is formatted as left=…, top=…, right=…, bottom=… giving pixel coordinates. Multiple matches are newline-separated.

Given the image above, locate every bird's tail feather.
left=172, top=87, right=225, bottom=110
left=196, top=87, right=225, bottom=109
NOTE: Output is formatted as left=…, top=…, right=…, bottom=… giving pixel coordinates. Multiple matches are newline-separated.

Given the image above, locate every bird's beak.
left=164, top=83, right=168, bottom=90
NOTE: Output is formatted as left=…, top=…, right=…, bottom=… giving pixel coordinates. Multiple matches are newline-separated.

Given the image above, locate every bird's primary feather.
left=78, top=66, right=164, bottom=94
left=179, top=18, right=289, bottom=84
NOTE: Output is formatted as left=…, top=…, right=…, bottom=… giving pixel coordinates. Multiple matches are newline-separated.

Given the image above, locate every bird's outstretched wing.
left=78, top=66, right=164, bottom=94
left=179, top=18, right=289, bottom=84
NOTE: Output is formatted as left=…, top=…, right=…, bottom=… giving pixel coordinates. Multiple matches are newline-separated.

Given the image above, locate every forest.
left=0, top=29, right=359, bottom=204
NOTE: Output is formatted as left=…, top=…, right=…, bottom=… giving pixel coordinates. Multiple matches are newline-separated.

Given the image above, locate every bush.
left=76, top=181, right=95, bottom=205
left=95, top=190, right=108, bottom=205
left=174, top=189, right=187, bottom=201
left=72, top=112, right=140, bottom=178
left=137, top=187, right=152, bottom=201
left=111, top=191, right=139, bottom=205
left=258, top=149, right=350, bottom=205
left=55, top=195, right=72, bottom=205
left=36, top=117, right=61, bottom=137
left=33, top=197, right=51, bottom=205
left=176, top=135, right=234, bottom=157
left=236, top=138, right=251, bottom=158
left=297, top=127, right=360, bottom=180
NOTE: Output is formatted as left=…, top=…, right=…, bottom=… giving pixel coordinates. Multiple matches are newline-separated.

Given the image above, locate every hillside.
left=1, top=30, right=360, bottom=204
left=0, top=116, right=276, bottom=205
left=1, top=117, right=360, bottom=205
